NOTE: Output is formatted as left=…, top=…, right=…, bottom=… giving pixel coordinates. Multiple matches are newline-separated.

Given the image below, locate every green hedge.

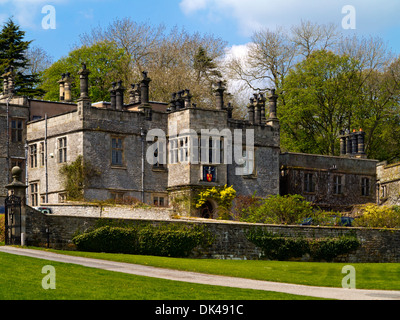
left=72, top=224, right=213, bottom=257
left=246, top=229, right=360, bottom=262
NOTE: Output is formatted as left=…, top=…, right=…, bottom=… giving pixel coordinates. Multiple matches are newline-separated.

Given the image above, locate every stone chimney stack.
left=340, top=129, right=367, bottom=158
left=248, top=97, right=255, bottom=124
left=77, top=63, right=91, bottom=120
left=2, top=66, right=15, bottom=97
left=268, top=89, right=278, bottom=120
left=140, top=71, right=151, bottom=105
left=128, top=84, right=136, bottom=104
left=58, top=73, right=65, bottom=101
left=109, top=82, right=116, bottom=109
left=184, top=89, right=192, bottom=108
left=64, top=72, right=72, bottom=102
left=169, top=93, right=177, bottom=112
left=227, top=102, right=233, bottom=119
left=78, top=63, right=90, bottom=99
left=259, top=93, right=266, bottom=123
left=254, top=93, right=261, bottom=125
left=176, top=91, right=184, bottom=110
left=357, top=129, right=366, bottom=157
left=115, top=80, right=125, bottom=111
left=215, top=81, right=225, bottom=110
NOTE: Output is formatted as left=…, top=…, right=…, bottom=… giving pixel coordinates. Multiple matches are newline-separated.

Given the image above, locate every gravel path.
left=1, top=246, right=400, bottom=300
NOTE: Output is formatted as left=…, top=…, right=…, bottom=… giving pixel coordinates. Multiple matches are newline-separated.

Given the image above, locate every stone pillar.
left=5, top=166, right=27, bottom=241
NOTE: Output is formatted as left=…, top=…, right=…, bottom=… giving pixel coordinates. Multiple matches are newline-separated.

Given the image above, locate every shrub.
left=72, top=226, right=137, bottom=253
left=72, top=224, right=214, bottom=257
left=309, top=237, right=360, bottom=262
left=353, top=204, right=400, bottom=229
left=247, top=230, right=308, bottom=260
left=246, top=229, right=360, bottom=262
left=239, top=194, right=313, bottom=225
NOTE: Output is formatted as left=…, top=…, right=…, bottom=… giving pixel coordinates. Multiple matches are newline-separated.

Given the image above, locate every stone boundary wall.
left=24, top=208, right=400, bottom=263
left=42, top=204, right=173, bottom=220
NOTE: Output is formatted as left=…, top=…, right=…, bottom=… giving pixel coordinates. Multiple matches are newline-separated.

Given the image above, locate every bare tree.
left=290, top=20, right=340, bottom=58
left=25, top=46, right=53, bottom=75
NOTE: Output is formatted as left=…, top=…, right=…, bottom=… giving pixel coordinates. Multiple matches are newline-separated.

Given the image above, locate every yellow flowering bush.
left=353, top=204, right=400, bottom=229
left=195, top=185, right=237, bottom=219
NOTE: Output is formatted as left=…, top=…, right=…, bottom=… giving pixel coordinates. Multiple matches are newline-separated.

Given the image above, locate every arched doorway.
left=200, top=200, right=215, bottom=219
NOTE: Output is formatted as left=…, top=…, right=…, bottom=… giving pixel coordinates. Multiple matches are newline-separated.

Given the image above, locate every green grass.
left=0, top=252, right=321, bottom=300
left=42, top=248, right=400, bottom=291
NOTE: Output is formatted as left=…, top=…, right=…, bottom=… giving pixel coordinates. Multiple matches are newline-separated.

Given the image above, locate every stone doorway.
left=200, top=200, right=216, bottom=219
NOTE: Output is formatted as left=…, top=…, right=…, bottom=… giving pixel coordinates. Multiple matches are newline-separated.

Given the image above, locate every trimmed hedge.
left=72, top=224, right=213, bottom=257
left=246, top=229, right=360, bottom=262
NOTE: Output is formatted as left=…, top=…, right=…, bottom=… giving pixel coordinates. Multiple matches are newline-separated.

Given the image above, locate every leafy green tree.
left=0, top=19, right=45, bottom=97
left=40, top=41, right=128, bottom=102
left=280, top=50, right=361, bottom=155
left=280, top=49, right=400, bottom=159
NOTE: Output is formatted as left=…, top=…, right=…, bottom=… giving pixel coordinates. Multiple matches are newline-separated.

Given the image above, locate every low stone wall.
left=43, top=204, right=173, bottom=220
left=24, top=208, right=400, bottom=263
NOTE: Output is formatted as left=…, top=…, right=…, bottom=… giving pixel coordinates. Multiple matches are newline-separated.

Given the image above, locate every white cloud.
left=179, top=0, right=211, bottom=15
left=180, top=0, right=400, bottom=37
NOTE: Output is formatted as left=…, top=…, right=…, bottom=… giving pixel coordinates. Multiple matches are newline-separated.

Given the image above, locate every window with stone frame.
left=111, top=137, right=124, bottom=166
left=169, top=138, right=179, bottom=164
left=153, top=138, right=166, bottom=168
left=58, top=137, right=67, bottom=163
left=153, top=195, right=167, bottom=207
left=304, top=173, right=315, bottom=193
left=29, top=144, right=37, bottom=168
left=10, top=118, right=24, bottom=143
left=361, top=177, right=370, bottom=196
left=242, top=148, right=255, bottom=176
left=40, top=142, right=45, bottom=167
left=199, top=136, right=223, bottom=165
left=30, top=182, right=39, bottom=206
left=333, top=175, right=344, bottom=195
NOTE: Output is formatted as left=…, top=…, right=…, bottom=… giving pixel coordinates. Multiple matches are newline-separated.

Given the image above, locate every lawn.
left=0, top=252, right=320, bottom=300
left=43, top=248, right=400, bottom=291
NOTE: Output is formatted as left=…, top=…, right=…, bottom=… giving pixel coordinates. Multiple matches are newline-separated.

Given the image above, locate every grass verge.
left=0, top=252, right=320, bottom=300
left=30, top=247, right=400, bottom=291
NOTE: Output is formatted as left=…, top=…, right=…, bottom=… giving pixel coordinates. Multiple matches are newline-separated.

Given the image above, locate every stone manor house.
left=0, top=63, right=385, bottom=217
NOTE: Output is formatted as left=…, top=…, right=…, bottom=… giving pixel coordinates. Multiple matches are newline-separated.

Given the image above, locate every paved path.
left=1, top=246, right=400, bottom=300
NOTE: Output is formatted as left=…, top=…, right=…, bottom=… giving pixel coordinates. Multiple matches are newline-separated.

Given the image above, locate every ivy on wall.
left=59, top=155, right=100, bottom=201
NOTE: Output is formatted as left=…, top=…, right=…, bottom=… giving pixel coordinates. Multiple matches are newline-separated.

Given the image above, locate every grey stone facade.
left=280, top=152, right=378, bottom=211
left=1, top=65, right=389, bottom=216
left=25, top=68, right=281, bottom=216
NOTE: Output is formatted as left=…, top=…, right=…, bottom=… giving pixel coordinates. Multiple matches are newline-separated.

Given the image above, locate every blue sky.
left=1, top=0, right=400, bottom=61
